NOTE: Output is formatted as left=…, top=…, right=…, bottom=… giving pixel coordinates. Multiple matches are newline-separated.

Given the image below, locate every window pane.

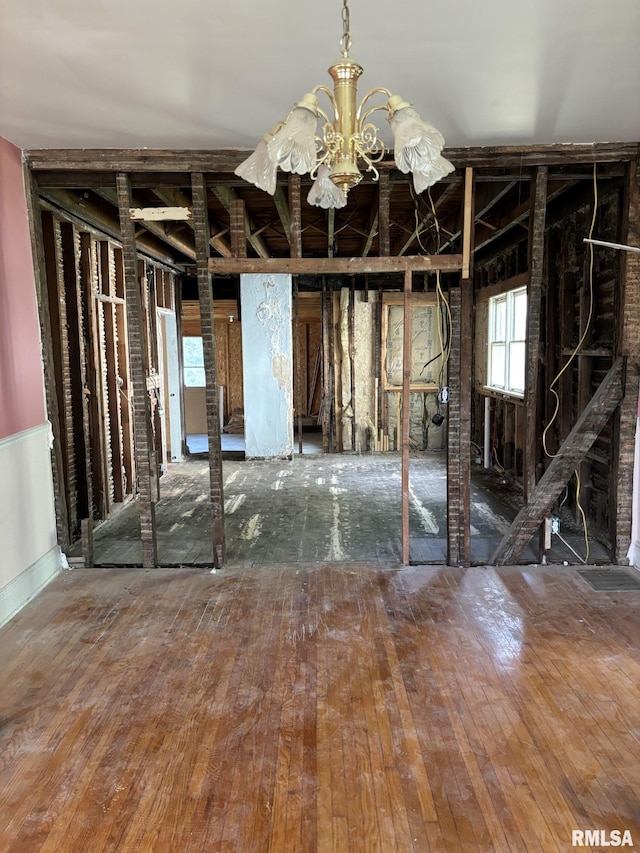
left=508, top=341, right=525, bottom=393
left=492, top=298, right=506, bottom=341
left=184, top=367, right=206, bottom=388
left=512, top=290, right=527, bottom=340
left=490, top=343, right=505, bottom=387
left=183, top=336, right=204, bottom=368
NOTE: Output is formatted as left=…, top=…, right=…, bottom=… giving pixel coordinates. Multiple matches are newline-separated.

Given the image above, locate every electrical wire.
left=541, top=162, right=598, bottom=563
left=542, top=163, right=598, bottom=459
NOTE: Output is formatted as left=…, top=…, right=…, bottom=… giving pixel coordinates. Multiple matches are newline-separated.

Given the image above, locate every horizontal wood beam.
left=25, top=142, right=639, bottom=173
left=207, top=254, right=463, bottom=275
left=492, top=357, right=625, bottom=565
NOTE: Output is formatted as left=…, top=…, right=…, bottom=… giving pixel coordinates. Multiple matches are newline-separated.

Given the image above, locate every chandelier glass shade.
left=235, top=1, right=454, bottom=208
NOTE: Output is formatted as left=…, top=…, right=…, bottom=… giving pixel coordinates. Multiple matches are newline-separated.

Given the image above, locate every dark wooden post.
left=612, top=162, right=640, bottom=562
left=116, top=173, right=157, bottom=568
left=378, top=172, right=390, bottom=257
left=447, top=287, right=462, bottom=566
left=192, top=173, right=225, bottom=567
left=524, top=166, right=548, bottom=503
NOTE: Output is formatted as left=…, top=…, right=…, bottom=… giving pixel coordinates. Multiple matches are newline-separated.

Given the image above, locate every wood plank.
left=462, top=167, right=474, bottom=279
left=208, top=255, right=463, bottom=275
left=192, top=172, right=226, bottom=567
left=115, top=173, right=157, bottom=568
left=401, top=269, right=412, bottom=564
left=524, top=166, right=548, bottom=502
left=130, top=206, right=192, bottom=221
left=492, top=357, right=625, bottom=564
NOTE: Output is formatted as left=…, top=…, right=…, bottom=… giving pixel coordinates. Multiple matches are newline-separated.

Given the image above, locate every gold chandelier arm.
left=356, top=86, right=393, bottom=121
left=312, top=84, right=339, bottom=118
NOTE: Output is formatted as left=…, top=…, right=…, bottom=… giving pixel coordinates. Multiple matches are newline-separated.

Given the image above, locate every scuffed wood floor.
left=1, top=564, right=639, bottom=851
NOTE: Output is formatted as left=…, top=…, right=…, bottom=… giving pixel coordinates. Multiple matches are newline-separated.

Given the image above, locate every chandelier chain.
left=340, top=0, right=352, bottom=56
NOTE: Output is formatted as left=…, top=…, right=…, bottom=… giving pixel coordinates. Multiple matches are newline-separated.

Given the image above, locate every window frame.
left=486, top=285, right=527, bottom=397
left=182, top=335, right=206, bottom=388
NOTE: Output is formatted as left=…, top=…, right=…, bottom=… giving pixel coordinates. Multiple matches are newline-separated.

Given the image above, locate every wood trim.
left=475, top=273, right=536, bottom=303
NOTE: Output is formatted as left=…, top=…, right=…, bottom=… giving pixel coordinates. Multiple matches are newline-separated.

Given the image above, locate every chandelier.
left=235, top=0, right=454, bottom=209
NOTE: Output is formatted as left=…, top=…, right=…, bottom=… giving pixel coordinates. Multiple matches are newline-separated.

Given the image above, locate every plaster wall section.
left=241, top=274, right=293, bottom=458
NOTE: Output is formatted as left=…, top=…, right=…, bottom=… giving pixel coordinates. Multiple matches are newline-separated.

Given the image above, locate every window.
left=487, top=286, right=527, bottom=396
left=183, top=336, right=205, bottom=387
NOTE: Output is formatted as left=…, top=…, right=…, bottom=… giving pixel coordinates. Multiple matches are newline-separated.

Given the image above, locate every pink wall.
left=0, top=137, right=47, bottom=439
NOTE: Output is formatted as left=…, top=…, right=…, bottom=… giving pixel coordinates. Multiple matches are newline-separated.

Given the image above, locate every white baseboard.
left=0, top=546, right=61, bottom=630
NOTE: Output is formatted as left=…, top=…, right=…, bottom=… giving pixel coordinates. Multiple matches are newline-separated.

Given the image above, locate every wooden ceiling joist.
left=212, top=185, right=271, bottom=258
left=95, top=188, right=196, bottom=260
left=152, top=186, right=233, bottom=258
left=39, top=188, right=180, bottom=267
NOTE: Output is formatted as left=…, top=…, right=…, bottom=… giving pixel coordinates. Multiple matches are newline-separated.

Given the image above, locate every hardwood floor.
left=1, top=564, right=639, bottom=851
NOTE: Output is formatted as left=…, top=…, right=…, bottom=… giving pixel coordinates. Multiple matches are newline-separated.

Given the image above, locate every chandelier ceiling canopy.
left=235, top=0, right=454, bottom=209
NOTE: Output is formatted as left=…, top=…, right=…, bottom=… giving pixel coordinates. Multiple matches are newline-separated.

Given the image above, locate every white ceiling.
left=1, top=0, right=639, bottom=152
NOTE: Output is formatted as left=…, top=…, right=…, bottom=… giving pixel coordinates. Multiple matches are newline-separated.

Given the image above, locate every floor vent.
left=577, top=569, right=640, bottom=591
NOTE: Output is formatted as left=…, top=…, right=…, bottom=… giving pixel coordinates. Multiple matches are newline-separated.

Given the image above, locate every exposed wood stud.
left=116, top=172, right=157, bottom=569
left=459, top=278, right=473, bottom=566
left=401, top=269, right=412, bottom=564
left=447, top=287, right=462, bottom=566
left=492, top=357, right=625, bottom=565
left=289, top=175, right=302, bottom=259
left=192, top=172, right=226, bottom=567
left=524, top=166, right=548, bottom=503
left=349, top=277, right=356, bottom=452
left=294, top=277, right=303, bottom=455
left=230, top=199, right=247, bottom=259
left=214, top=185, right=270, bottom=258
left=462, top=167, right=474, bottom=279
left=273, top=185, right=291, bottom=243
left=321, top=276, right=331, bottom=454
left=379, top=172, right=391, bottom=257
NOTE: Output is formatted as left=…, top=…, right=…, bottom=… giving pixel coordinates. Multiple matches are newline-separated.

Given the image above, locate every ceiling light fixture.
left=235, top=0, right=454, bottom=209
